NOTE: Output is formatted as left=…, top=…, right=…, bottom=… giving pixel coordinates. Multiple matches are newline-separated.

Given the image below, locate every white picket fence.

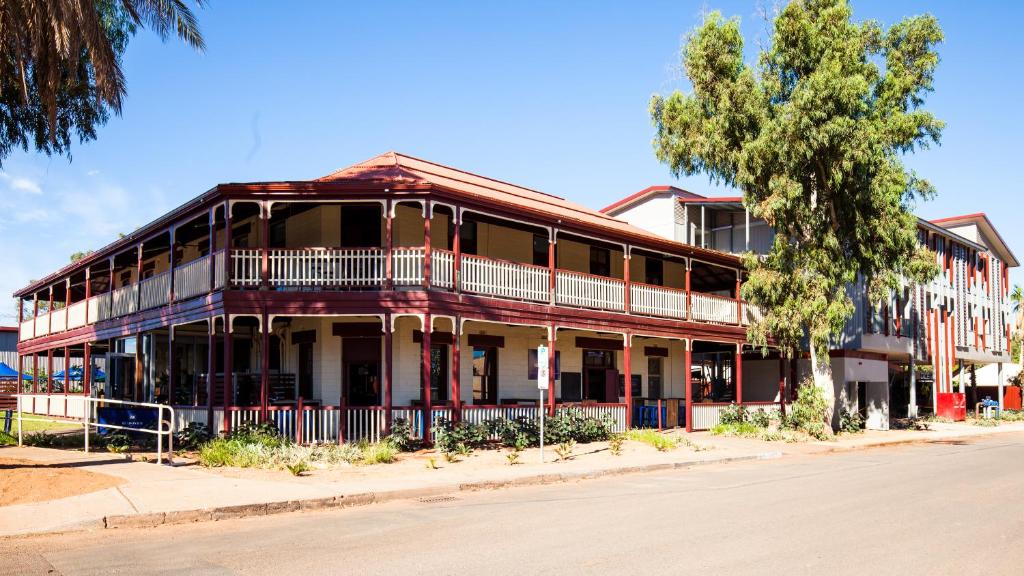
left=555, top=270, right=625, bottom=311
left=231, top=250, right=262, bottom=287
left=431, top=250, right=455, bottom=289
left=461, top=255, right=550, bottom=302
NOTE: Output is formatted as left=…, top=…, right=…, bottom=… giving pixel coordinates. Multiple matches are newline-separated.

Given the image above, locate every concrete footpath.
left=2, top=421, right=1022, bottom=539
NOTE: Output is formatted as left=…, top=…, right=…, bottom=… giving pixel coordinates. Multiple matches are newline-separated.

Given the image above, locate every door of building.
left=582, top=350, right=616, bottom=402
left=342, top=338, right=381, bottom=406
left=298, top=341, right=314, bottom=400
left=106, top=353, right=136, bottom=401
left=472, top=346, right=498, bottom=404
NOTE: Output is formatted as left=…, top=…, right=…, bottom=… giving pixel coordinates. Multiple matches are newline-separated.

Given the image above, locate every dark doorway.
left=421, top=344, right=449, bottom=404
left=582, top=350, right=616, bottom=402
left=298, top=341, right=314, bottom=399
left=472, top=347, right=498, bottom=404
left=343, top=338, right=380, bottom=406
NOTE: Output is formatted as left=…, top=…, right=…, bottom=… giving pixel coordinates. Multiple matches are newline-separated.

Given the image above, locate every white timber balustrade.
left=231, top=249, right=262, bottom=287
left=174, top=255, right=212, bottom=300
left=630, top=283, right=687, bottom=319
left=555, top=270, right=625, bottom=311
left=392, top=247, right=425, bottom=286
left=67, top=301, right=87, bottom=329
left=34, top=313, right=50, bottom=337
left=19, top=318, right=33, bottom=341
left=345, top=408, right=385, bottom=443
left=109, top=285, right=138, bottom=318
left=50, top=308, right=67, bottom=333
left=268, top=248, right=386, bottom=288
left=461, top=255, right=550, bottom=302
left=302, top=407, right=340, bottom=443
left=432, top=249, right=455, bottom=289
left=742, top=301, right=763, bottom=325
left=213, top=250, right=226, bottom=289
left=139, top=271, right=171, bottom=310
left=690, top=292, right=738, bottom=324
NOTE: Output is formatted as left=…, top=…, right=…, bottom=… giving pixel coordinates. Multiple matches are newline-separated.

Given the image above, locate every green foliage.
left=105, top=432, right=131, bottom=453
left=174, top=422, right=211, bottom=450
left=434, top=418, right=489, bottom=455
left=544, top=409, right=616, bottom=444
left=486, top=416, right=539, bottom=450
left=785, top=384, right=832, bottom=440
left=0, top=431, right=14, bottom=446
left=505, top=449, right=521, bottom=465
left=839, top=409, right=865, bottom=434
left=651, top=0, right=943, bottom=364
left=425, top=457, right=438, bottom=470
left=230, top=421, right=285, bottom=448
left=710, top=422, right=762, bottom=437
left=197, top=426, right=396, bottom=470
left=384, top=418, right=419, bottom=452
left=626, top=429, right=680, bottom=452
left=361, top=442, right=397, bottom=464
left=719, top=403, right=748, bottom=426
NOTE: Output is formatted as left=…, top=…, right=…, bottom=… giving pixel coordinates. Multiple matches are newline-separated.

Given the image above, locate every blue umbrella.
left=52, top=366, right=105, bottom=382
left=0, top=362, right=20, bottom=380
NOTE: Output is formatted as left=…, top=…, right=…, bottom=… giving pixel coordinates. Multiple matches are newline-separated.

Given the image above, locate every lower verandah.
left=133, top=315, right=793, bottom=442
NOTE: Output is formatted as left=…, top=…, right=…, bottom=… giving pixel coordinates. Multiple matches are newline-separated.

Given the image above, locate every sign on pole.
left=537, top=345, right=548, bottom=463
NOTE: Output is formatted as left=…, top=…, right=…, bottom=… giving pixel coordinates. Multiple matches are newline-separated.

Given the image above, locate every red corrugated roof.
left=319, top=152, right=692, bottom=247
left=600, top=185, right=704, bottom=214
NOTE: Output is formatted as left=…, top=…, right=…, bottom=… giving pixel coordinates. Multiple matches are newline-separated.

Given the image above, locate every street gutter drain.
left=418, top=496, right=458, bottom=504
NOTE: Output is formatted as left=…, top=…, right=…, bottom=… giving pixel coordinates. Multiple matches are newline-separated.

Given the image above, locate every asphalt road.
left=3, top=434, right=1024, bottom=575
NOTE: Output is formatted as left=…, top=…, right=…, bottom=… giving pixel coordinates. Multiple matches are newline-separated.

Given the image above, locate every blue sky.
left=1, top=0, right=1020, bottom=324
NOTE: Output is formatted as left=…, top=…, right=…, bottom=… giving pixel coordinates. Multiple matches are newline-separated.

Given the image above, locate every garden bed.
left=0, top=457, right=124, bottom=506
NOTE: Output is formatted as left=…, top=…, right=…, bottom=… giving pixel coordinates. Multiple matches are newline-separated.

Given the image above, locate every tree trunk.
left=810, top=346, right=836, bottom=431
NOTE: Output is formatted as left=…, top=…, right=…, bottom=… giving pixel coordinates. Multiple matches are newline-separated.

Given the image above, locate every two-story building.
left=604, top=187, right=1018, bottom=428
left=13, top=153, right=798, bottom=441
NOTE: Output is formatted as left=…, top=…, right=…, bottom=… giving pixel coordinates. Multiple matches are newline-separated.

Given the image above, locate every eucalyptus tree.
left=651, top=0, right=941, bottom=423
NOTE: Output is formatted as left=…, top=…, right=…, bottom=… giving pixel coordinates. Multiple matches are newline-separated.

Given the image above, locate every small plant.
left=455, top=442, right=473, bottom=457
left=678, top=436, right=711, bottom=452
left=286, top=461, right=311, bottom=476
left=749, top=409, right=773, bottom=429
left=719, top=403, right=748, bottom=426
left=425, top=457, right=438, bottom=470
left=971, top=417, right=999, bottom=427
left=443, top=451, right=459, bottom=463
left=608, top=433, right=624, bottom=456
left=505, top=449, right=521, bottom=465
left=784, top=381, right=832, bottom=440
left=554, top=439, right=576, bottom=461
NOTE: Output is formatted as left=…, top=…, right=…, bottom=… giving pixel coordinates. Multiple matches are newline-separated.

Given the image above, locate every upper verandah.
left=14, top=151, right=744, bottom=299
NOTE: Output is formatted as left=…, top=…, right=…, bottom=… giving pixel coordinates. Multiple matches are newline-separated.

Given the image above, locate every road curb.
left=92, top=451, right=783, bottom=534
left=812, top=425, right=1024, bottom=453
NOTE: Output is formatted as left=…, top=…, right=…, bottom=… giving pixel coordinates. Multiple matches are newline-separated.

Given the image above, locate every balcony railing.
left=269, top=248, right=386, bottom=288
left=19, top=245, right=753, bottom=342
left=392, top=247, right=425, bottom=286
left=555, top=269, right=625, bottom=311
left=691, top=292, right=738, bottom=324
left=67, top=300, right=87, bottom=329
left=140, top=271, right=171, bottom=311
left=461, top=254, right=549, bottom=302
left=174, top=254, right=212, bottom=300
left=630, top=282, right=687, bottom=320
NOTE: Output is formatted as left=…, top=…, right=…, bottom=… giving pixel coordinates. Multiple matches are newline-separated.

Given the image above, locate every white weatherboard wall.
left=611, top=193, right=676, bottom=241
left=796, top=357, right=889, bottom=430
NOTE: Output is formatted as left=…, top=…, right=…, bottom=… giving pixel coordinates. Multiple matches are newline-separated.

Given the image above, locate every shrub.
left=749, top=409, right=773, bottom=429
left=785, top=381, right=832, bottom=440
left=105, top=432, right=131, bottom=453
left=175, top=422, right=211, bottom=450
left=230, top=421, right=284, bottom=447
left=384, top=418, right=418, bottom=452
left=719, top=403, right=748, bottom=426
left=486, top=416, right=539, bottom=449
left=839, top=409, right=864, bottom=434
left=286, top=461, right=311, bottom=476
left=434, top=418, right=488, bottom=455
left=545, top=409, right=615, bottom=444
